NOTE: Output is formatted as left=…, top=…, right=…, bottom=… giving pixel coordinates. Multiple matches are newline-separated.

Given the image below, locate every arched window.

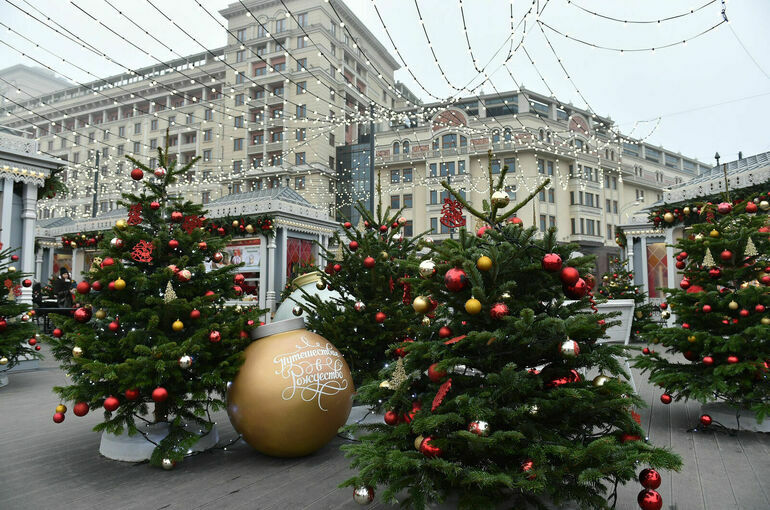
left=460, top=135, right=467, bottom=147
left=605, top=149, right=609, bottom=159
left=503, top=128, right=512, bottom=141
left=546, top=131, right=551, bottom=143
left=392, top=141, right=400, bottom=155
left=402, top=141, right=410, bottom=154
left=433, top=138, right=439, bottom=150
left=492, top=130, right=500, bottom=143
left=611, top=150, right=615, bottom=161
left=538, top=129, right=545, bottom=141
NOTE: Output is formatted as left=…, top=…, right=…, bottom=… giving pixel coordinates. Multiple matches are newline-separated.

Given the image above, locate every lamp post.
left=621, top=197, right=644, bottom=221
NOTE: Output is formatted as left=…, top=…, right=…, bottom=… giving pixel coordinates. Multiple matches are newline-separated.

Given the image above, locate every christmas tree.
left=48, top=141, right=263, bottom=467
left=341, top=159, right=680, bottom=508
left=634, top=198, right=770, bottom=424
left=598, top=257, right=657, bottom=340
left=0, top=247, right=40, bottom=370
left=299, top=198, right=425, bottom=387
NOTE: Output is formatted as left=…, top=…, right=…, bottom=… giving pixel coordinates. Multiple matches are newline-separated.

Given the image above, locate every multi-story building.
left=372, top=88, right=709, bottom=272
left=0, top=0, right=402, bottom=219
left=0, top=64, right=72, bottom=99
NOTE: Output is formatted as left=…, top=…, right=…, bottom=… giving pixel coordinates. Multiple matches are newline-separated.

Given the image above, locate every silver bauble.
left=468, top=420, right=490, bottom=437
left=161, top=458, right=176, bottom=470
left=491, top=190, right=510, bottom=208
left=559, top=339, right=580, bottom=358
left=353, top=485, right=374, bottom=505
left=178, top=355, right=193, bottom=369
left=419, top=260, right=436, bottom=278
left=292, top=306, right=303, bottom=317
left=354, top=301, right=366, bottom=312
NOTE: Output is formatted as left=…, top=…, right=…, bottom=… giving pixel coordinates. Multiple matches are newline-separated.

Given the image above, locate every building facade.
left=373, top=89, right=709, bottom=272
left=0, top=64, right=72, bottom=99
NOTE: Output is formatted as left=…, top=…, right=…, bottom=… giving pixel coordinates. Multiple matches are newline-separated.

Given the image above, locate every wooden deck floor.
left=1, top=347, right=768, bottom=510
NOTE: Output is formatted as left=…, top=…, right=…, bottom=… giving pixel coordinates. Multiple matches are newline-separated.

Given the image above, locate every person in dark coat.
left=52, top=267, right=74, bottom=309
left=32, top=282, right=43, bottom=307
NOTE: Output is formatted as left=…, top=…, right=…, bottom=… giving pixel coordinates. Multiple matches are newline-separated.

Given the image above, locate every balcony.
left=266, top=94, right=285, bottom=106
left=568, top=233, right=606, bottom=246
left=569, top=204, right=603, bottom=216
left=265, top=140, right=283, bottom=152
left=247, top=143, right=265, bottom=155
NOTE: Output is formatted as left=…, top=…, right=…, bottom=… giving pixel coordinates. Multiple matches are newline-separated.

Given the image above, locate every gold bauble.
left=379, top=380, right=391, bottom=389
left=652, top=338, right=660, bottom=344
left=412, top=296, right=430, bottom=314
left=245, top=224, right=254, bottom=234
left=635, top=311, right=643, bottom=319
left=114, top=278, right=126, bottom=291
left=728, top=300, right=739, bottom=311
left=232, top=220, right=239, bottom=227
left=762, top=317, right=770, bottom=325
left=227, top=319, right=354, bottom=457
left=414, top=435, right=424, bottom=450
left=172, top=319, right=184, bottom=331
left=603, top=275, right=609, bottom=281
left=379, top=251, right=389, bottom=261
left=663, top=212, right=675, bottom=223
left=72, top=346, right=83, bottom=358
left=55, top=404, right=67, bottom=414
left=464, top=298, right=482, bottom=315
left=476, top=256, right=493, bottom=271
left=687, top=335, right=697, bottom=343
left=7, top=266, right=16, bottom=273
left=760, top=200, right=770, bottom=211
left=316, top=280, right=326, bottom=290
left=683, top=206, right=691, bottom=215
left=709, top=229, right=720, bottom=238
left=421, top=316, right=431, bottom=326
left=94, top=309, right=106, bottom=320
left=0, top=357, right=8, bottom=365
left=593, top=375, right=611, bottom=387
left=115, top=219, right=127, bottom=230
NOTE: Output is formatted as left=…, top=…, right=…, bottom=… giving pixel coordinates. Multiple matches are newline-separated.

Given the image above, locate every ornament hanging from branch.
left=701, top=249, right=715, bottom=267
left=127, top=204, right=143, bottom=226
left=388, top=357, right=407, bottom=389
left=745, top=237, right=758, bottom=257
left=440, top=198, right=466, bottom=229
left=182, top=215, right=205, bottom=234
left=130, top=240, right=155, bottom=263
left=431, top=378, right=452, bottom=411
left=164, top=281, right=177, bottom=303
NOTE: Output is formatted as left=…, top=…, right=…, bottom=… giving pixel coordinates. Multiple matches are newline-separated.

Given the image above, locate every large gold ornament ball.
left=379, top=251, right=389, bottom=261
left=709, top=229, right=720, bottom=238
left=687, top=335, right=697, bottom=343
left=683, top=206, right=691, bottom=215
left=421, top=316, right=431, bottom=326
left=663, top=212, right=675, bottom=223
left=232, top=220, right=239, bottom=228
left=412, top=295, right=431, bottom=314
left=593, top=374, right=611, bottom=387
left=245, top=224, right=255, bottom=234
left=464, top=298, right=482, bottom=315
left=55, top=404, right=67, bottom=414
left=414, top=435, right=424, bottom=450
left=115, top=219, right=127, bottom=230
left=114, top=278, right=126, bottom=291
left=227, top=319, right=354, bottom=457
left=476, top=256, right=493, bottom=271
left=635, top=311, right=643, bottom=319
left=172, top=319, right=184, bottom=332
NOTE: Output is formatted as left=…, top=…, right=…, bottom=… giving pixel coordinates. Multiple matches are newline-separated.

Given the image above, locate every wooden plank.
left=736, top=430, right=770, bottom=502
left=715, top=430, right=770, bottom=509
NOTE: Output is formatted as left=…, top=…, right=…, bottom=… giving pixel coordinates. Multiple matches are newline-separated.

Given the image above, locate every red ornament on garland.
left=419, top=437, right=442, bottom=458
left=101, top=257, right=115, bottom=267
left=708, top=268, right=721, bottom=278
left=444, top=268, right=467, bottom=292
left=541, top=253, right=563, bottom=272
left=374, top=312, right=387, bottom=323
left=343, top=221, right=352, bottom=229
left=125, top=389, right=139, bottom=401
left=476, top=225, right=492, bottom=237
left=384, top=410, right=399, bottom=426
left=727, top=355, right=739, bottom=364
left=92, top=280, right=102, bottom=291
left=209, top=330, right=221, bottom=343
left=637, top=489, right=663, bottom=510
left=746, top=201, right=758, bottom=213
left=438, top=326, right=452, bottom=338
left=52, top=328, right=63, bottom=338
left=348, top=241, right=359, bottom=251
left=130, top=168, right=144, bottom=180
left=560, top=267, right=580, bottom=286
left=720, top=250, right=733, bottom=262
left=168, top=239, right=179, bottom=249
left=150, top=201, right=160, bottom=210
left=755, top=304, right=766, bottom=313
left=170, top=211, right=183, bottom=223
left=680, top=278, right=691, bottom=289
left=490, top=302, right=509, bottom=319
left=10, top=254, right=18, bottom=261
left=103, top=396, right=120, bottom=412
left=22, top=278, right=32, bottom=287
left=73, top=402, right=89, bottom=417
left=428, top=363, right=447, bottom=383
left=234, top=273, right=245, bottom=285
left=177, top=269, right=192, bottom=282
left=639, top=468, right=662, bottom=490
left=717, top=202, right=732, bottom=214
left=76, top=281, right=91, bottom=294
left=702, top=304, right=712, bottom=313
left=28, top=338, right=37, bottom=346
left=108, top=321, right=119, bottom=332
left=564, top=278, right=588, bottom=299
left=676, top=260, right=686, bottom=270
left=333, top=263, right=342, bottom=272
left=152, top=387, right=169, bottom=403
left=74, top=307, right=92, bottom=323
left=686, top=285, right=704, bottom=294
left=363, top=256, right=376, bottom=269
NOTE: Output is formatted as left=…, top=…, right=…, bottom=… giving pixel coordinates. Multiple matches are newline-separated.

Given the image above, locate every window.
left=392, top=142, right=400, bottom=155
left=89, top=132, right=95, bottom=143
left=295, top=176, right=305, bottom=189
left=328, top=133, right=334, bottom=146
left=235, top=93, right=245, bottom=106
left=432, top=138, right=439, bottom=150
left=606, top=199, right=611, bottom=212
left=636, top=189, right=645, bottom=200
left=539, top=190, right=545, bottom=201
left=296, top=81, right=306, bottom=94
left=235, top=50, right=245, bottom=63
left=297, top=36, right=306, bottom=49
left=297, top=12, right=307, bottom=27
left=440, top=162, right=455, bottom=176
left=296, top=128, right=306, bottom=141
left=274, top=61, right=286, bottom=72
left=134, top=122, right=141, bottom=134
left=457, top=160, right=466, bottom=174
left=271, top=130, right=283, bottom=142
left=296, top=105, right=306, bottom=118
left=297, top=58, right=307, bottom=71
left=234, top=138, right=244, bottom=150
left=503, top=157, right=515, bottom=173
left=611, top=176, right=617, bottom=189
left=548, top=189, right=555, bottom=203
left=460, top=135, right=467, bottom=147
left=203, top=129, right=212, bottom=141
left=571, top=218, right=577, bottom=234
left=236, top=72, right=246, bottom=84
left=505, top=184, right=516, bottom=202
left=103, top=130, right=110, bottom=141
left=403, top=168, right=412, bottom=182
left=403, top=193, right=413, bottom=208
left=295, top=152, right=305, bottom=165
left=404, top=220, right=413, bottom=237
left=276, top=18, right=286, bottom=33
left=150, top=139, right=158, bottom=149
left=72, top=152, right=80, bottom=163
left=549, top=215, right=556, bottom=229
left=645, top=147, right=661, bottom=163
left=234, top=116, right=244, bottom=128
left=257, top=24, right=267, bottom=38
left=540, top=214, right=547, bottom=232
left=538, top=159, right=545, bottom=174
left=492, top=131, right=500, bottom=143
left=491, top=160, right=501, bottom=174
left=202, top=191, right=211, bottom=204
left=233, top=160, right=243, bottom=173
left=273, top=85, right=284, bottom=96
left=391, top=195, right=400, bottom=209
left=430, top=217, right=438, bottom=233
left=204, top=109, right=213, bottom=121
left=168, top=115, right=176, bottom=126
left=203, top=149, right=212, bottom=161
left=391, top=169, right=400, bottom=183
left=430, top=190, right=438, bottom=204
left=613, top=200, right=618, bottom=214
left=547, top=161, right=554, bottom=175
left=272, top=107, right=283, bottom=118
left=236, top=27, right=247, bottom=41
left=441, top=134, right=457, bottom=148
left=133, top=141, right=140, bottom=153
left=254, top=65, right=266, bottom=77
left=118, top=126, right=125, bottom=137
left=429, top=163, right=437, bottom=177
left=607, top=224, right=613, bottom=240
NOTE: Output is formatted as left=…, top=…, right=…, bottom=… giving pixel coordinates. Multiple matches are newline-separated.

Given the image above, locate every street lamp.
left=714, top=152, right=720, bottom=168
left=620, top=197, right=644, bottom=221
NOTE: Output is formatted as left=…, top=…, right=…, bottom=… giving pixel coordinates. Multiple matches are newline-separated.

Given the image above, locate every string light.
left=565, top=0, right=717, bottom=25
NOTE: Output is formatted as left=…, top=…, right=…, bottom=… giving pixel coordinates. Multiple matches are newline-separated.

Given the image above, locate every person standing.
left=52, top=267, right=74, bottom=309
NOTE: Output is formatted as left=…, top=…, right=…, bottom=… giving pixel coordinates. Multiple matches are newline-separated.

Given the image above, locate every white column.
left=278, top=225, right=288, bottom=295
left=626, top=238, right=635, bottom=285
left=19, top=183, right=36, bottom=304
left=265, top=233, right=277, bottom=315
left=0, top=177, right=13, bottom=251
left=258, top=237, right=267, bottom=312
left=35, top=245, right=43, bottom=282
left=640, top=236, right=649, bottom=299
left=665, top=228, right=676, bottom=290
left=72, top=247, right=83, bottom=280
left=315, top=233, right=324, bottom=267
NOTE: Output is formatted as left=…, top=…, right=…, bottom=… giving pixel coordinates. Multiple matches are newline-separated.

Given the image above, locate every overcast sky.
left=1, top=0, right=768, bottom=164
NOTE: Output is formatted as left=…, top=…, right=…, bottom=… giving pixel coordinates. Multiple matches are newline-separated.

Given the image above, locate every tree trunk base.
left=99, top=421, right=219, bottom=462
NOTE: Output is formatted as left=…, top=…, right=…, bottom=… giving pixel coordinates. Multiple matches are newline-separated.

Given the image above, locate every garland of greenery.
left=205, top=214, right=275, bottom=238
left=61, top=232, right=104, bottom=248
left=38, top=167, right=68, bottom=200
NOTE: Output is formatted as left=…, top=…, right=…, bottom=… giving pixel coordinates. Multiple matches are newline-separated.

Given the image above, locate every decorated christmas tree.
left=598, top=257, right=657, bottom=340
left=0, top=246, right=40, bottom=370
left=48, top=142, right=263, bottom=467
left=634, top=198, right=770, bottom=424
left=341, top=159, right=680, bottom=509
left=299, top=196, right=425, bottom=387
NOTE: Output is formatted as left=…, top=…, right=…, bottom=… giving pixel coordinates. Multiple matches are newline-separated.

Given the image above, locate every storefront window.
left=646, top=242, right=668, bottom=298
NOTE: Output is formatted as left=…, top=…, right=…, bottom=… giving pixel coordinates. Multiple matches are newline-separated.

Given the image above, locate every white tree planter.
left=99, top=421, right=219, bottom=462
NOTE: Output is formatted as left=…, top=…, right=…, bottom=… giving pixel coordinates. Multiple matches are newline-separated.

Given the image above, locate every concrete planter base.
left=701, top=402, right=770, bottom=433
left=99, top=421, right=219, bottom=462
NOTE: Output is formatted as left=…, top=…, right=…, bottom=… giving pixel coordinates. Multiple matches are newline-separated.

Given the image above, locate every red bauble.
left=28, top=338, right=37, bottom=346
left=10, top=254, right=19, bottom=261
left=676, top=261, right=686, bottom=270
left=686, top=285, right=704, bottom=294
left=740, top=309, right=750, bottom=318
left=189, top=309, right=201, bottom=320
left=745, top=201, right=758, bottom=213
left=212, top=252, right=224, bottom=263
left=703, top=356, right=714, bottom=366
left=490, top=302, right=509, bottom=319
left=107, top=282, right=116, bottom=291
left=108, top=321, right=119, bottom=332
left=170, top=211, right=183, bottom=223
left=53, top=412, right=65, bottom=424
left=680, top=278, right=691, bottom=289
left=168, top=239, right=179, bottom=249
left=541, top=253, right=563, bottom=272
left=683, top=350, right=698, bottom=361
left=508, top=216, right=523, bottom=225
left=476, top=225, right=492, bottom=237
left=73, top=402, right=89, bottom=417
left=720, top=250, right=732, bottom=262
left=428, top=363, right=447, bottom=383
left=521, top=459, right=536, bottom=480
left=205, top=290, right=216, bottom=299
left=708, top=268, right=721, bottom=278
left=74, top=307, right=91, bottom=323
left=762, top=275, right=770, bottom=285
left=363, top=256, right=376, bottom=269
left=702, top=304, right=712, bottom=313
left=22, top=278, right=32, bottom=287
left=343, top=221, right=352, bottom=229
left=125, top=389, right=139, bottom=401
left=348, top=241, right=359, bottom=251
left=755, top=304, right=766, bottom=313
left=564, top=278, right=588, bottom=299
left=103, top=396, right=120, bottom=412
left=198, top=241, right=207, bottom=251
left=727, top=355, right=739, bottom=364
left=150, top=201, right=160, bottom=210
left=717, top=201, right=732, bottom=214
left=0, top=319, right=7, bottom=332
left=102, top=257, right=115, bottom=267
left=91, top=280, right=102, bottom=291
left=583, top=273, right=596, bottom=290
left=177, top=269, right=192, bottom=282
left=660, top=394, right=672, bottom=404
left=639, top=468, right=662, bottom=490
left=419, top=437, right=442, bottom=458
left=560, top=267, right=580, bottom=286
left=384, top=410, right=399, bottom=426
left=444, top=268, right=467, bottom=292
left=679, top=251, right=688, bottom=259
left=700, top=414, right=712, bottom=426
left=379, top=225, right=387, bottom=233
left=209, top=330, right=221, bottom=343
left=364, top=220, right=371, bottom=229
left=637, top=489, right=663, bottom=510
left=374, top=312, right=387, bottom=323
left=152, top=387, right=169, bottom=403
left=167, top=264, right=179, bottom=274
left=233, top=285, right=243, bottom=296
left=333, top=263, right=342, bottom=272
left=76, top=281, right=91, bottom=294
left=234, top=273, right=246, bottom=285
left=660, top=302, right=668, bottom=310
left=438, top=326, right=452, bottom=338
left=394, top=338, right=413, bottom=357
left=52, top=328, right=63, bottom=338
left=130, top=168, right=144, bottom=180
left=403, top=401, right=421, bottom=423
